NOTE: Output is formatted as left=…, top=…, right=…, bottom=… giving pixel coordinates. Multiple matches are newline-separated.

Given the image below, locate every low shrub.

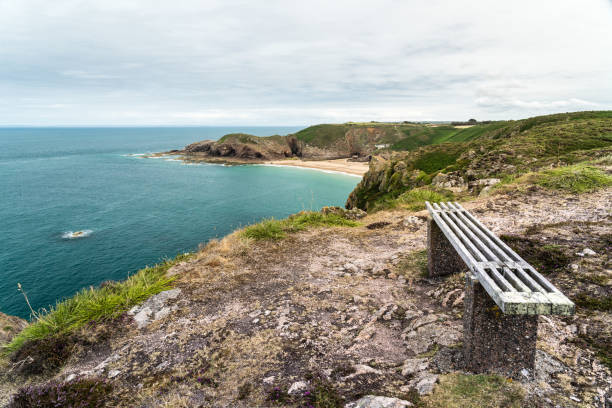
left=533, top=165, right=612, bottom=193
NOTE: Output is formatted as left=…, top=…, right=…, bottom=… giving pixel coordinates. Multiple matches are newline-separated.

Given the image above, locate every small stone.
left=416, top=375, right=438, bottom=395
left=582, top=248, right=596, bottom=256
left=401, top=358, right=429, bottom=376
left=570, top=264, right=579, bottom=271
left=133, top=307, right=153, bottom=328
left=569, top=395, right=581, bottom=402
left=252, top=318, right=260, bottom=324
left=520, top=368, right=530, bottom=379
left=264, top=310, right=271, bottom=316
left=345, top=395, right=413, bottom=408
left=388, top=273, right=398, bottom=280
left=108, top=369, right=121, bottom=378
left=65, top=374, right=76, bottom=382
left=262, top=376, right=276, bottom=385
left=288, top=381, right=308, bottom=395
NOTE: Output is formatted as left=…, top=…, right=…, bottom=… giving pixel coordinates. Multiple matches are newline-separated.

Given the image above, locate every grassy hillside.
left=347, top=111, right=612, bottom=211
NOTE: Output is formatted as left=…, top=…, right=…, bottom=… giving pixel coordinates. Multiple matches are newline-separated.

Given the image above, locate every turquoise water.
left=0, top=127, right=360, bottom=318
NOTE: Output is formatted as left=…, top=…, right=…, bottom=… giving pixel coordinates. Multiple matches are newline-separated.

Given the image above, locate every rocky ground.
left=1, top=186, right=611, bottom=407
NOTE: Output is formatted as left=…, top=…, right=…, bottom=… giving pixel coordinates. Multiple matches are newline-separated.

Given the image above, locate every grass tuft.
left=396, top=188, right=454, bottom=211
left=423, top=373, right=524, bottom=408
left=3, top=253, right=193, bottom=355
left=241, top=211, right=359, bottom=240
left=533, top=165, right=612, bottom=194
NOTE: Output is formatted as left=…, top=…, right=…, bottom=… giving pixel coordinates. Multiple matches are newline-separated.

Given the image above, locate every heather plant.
left=8, top=378, right=112, bottom=408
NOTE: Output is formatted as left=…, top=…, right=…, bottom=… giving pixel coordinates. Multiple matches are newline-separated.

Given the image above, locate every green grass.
left=294, top=124, right=350, bottom=147
left=533, top=165, right=612, bottom=193
left=396, top=188, right=453, bottom=211
left=413, top=151, right=461, bottom=173
left=424, top=373, right=524, bottom=408
left=3, top=253, right=193, bottom=354
left=241, top=211, right=359, bottom=240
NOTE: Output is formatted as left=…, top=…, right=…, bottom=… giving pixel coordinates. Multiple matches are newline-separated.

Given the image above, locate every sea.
left=0, top=127, right=361, bottom=319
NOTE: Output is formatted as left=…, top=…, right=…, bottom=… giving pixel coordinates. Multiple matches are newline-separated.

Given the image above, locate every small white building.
left=375, top=144, right=390, bottom=149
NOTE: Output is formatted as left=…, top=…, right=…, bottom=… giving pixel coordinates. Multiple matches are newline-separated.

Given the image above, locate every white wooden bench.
left=426, top=201, right=574, bottom=376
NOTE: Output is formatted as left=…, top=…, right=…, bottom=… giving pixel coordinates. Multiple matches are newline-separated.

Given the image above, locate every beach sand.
left=265, top=158, right=369, bottom=176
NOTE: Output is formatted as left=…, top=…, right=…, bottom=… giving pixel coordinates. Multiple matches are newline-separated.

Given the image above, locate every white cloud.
left=0, top=0, right=611, bottom=125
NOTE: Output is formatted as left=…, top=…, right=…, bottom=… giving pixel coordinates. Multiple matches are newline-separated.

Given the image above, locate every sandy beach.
left=265, top=158, right=369, bottom=176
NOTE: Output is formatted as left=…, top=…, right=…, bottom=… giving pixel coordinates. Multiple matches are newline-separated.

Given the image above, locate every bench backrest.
left=426, top=201, right=574, bottom=316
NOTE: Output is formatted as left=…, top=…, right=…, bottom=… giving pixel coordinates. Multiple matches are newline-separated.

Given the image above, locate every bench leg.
left=427, top=218, right=465, bottom=277
left=463, top=274, right=538, bottom=377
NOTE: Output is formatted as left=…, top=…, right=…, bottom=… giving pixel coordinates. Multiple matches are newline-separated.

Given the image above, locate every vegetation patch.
left=423, top=373, right=523, bottom=408
left=573, top=293, right=612, bottom=312
left=500, top=235, right=571, bottom=274
left=396, top=188, right=454, bottom=212
left=532, top=165, right=612, bottom=194
left=8, top=378, right=112, bottom=408
left=414, top=151, right=461, bottom=173
left=396, top=250, right=428, bottom=280
left=4, top=253, right=193, bottom=355
left=242, top=211, right=359, bottom=240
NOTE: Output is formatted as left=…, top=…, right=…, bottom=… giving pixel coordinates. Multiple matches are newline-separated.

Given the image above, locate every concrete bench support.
left=425, top=201, right=574, bottom=376
left=463, top=274, right=538, bottom=377
left=427, top=218, right=465, bottom=277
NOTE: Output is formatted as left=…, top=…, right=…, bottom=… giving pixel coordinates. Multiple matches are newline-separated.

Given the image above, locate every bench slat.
left=427, top=201, right=575, bottom=316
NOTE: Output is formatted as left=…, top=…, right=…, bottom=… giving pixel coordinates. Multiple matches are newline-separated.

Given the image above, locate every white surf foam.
left=62, top=230, right=93, bottom=239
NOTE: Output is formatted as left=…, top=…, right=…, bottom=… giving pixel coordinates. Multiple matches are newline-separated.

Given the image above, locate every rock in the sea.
left=0, top=312, right=27, bottom=345
left=345, top=395, right=413, bottom=408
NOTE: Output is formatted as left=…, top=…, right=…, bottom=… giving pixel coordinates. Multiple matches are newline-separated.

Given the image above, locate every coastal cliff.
left=1, top=111, right=611, bottom=407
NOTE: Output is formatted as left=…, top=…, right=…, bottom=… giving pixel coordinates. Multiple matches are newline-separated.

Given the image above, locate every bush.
left=533, top=165, right=612, bottom=193
left=4, top=253, right=193, bottom=355
left=242, top=211, right=359, bottom=240
left=9, top=378, right=112, bottom=408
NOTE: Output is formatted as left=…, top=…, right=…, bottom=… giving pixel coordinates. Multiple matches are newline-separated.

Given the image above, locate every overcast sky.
left=1, top=0, right=611, bottom=126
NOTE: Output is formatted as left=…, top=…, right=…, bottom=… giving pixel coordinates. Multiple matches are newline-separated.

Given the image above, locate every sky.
left=1, top=0, right=611, bottom=126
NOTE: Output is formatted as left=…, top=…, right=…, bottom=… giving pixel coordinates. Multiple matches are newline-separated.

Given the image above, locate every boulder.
left=431, top=173, right=467, bottom=192
left=128, top=289, right=181, bottom=328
